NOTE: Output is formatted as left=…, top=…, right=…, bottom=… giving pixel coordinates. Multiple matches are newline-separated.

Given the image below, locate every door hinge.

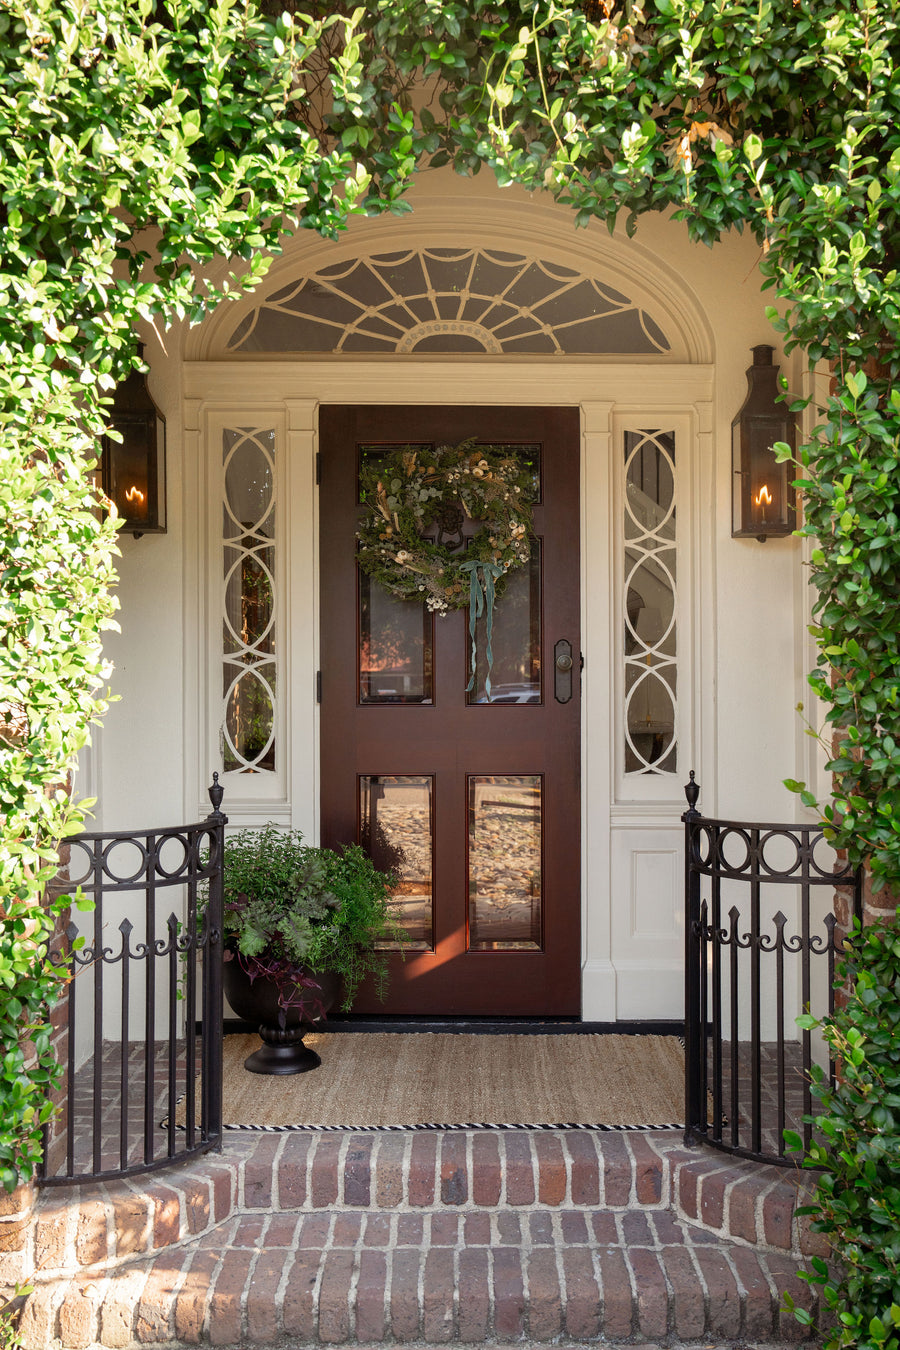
left=315, top=451, right=322, bottom=485
left=316, top=670, right=322, bottom=704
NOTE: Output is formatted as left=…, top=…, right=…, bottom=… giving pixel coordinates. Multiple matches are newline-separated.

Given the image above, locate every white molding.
left=184, top=362, right=713, bottom=408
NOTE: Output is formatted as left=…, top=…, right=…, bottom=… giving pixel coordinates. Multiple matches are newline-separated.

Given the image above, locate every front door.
left=319, top=405, right=580, bottom=1015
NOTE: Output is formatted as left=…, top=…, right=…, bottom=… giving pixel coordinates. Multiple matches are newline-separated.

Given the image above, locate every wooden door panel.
left=319, top=405, right=580, bottom=1015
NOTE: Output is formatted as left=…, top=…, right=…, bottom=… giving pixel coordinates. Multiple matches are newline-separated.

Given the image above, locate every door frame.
left=184, top=359, right=717, bottom=1020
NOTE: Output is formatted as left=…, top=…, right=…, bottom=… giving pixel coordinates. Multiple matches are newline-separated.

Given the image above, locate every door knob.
left=554, top=639, right=574, bottom=703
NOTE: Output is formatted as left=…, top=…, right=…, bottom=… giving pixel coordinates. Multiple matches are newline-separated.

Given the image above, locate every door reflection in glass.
left=360, top=775, right=434, bottom=950
left=468, top=776, right=542, bottom=950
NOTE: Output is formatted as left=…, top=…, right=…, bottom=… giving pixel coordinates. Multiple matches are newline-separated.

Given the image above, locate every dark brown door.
left=319, top=405, right=580, bottom=1015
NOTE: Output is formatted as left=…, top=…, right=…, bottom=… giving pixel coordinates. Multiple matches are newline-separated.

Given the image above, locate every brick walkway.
left=19, top=1127, right=826, bottom=1349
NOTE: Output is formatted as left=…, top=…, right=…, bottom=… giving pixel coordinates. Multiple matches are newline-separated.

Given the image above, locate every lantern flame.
left=755, top=485, right=773, bottom=507
left=125, top=486, right=145, bottom=504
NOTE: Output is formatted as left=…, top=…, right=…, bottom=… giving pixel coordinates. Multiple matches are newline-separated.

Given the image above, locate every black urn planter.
left=223, top=951, right=341, bottom=1075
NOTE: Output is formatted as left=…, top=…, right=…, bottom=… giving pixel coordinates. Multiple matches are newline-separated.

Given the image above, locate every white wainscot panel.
left=611, top=826, right=684, bottom=1020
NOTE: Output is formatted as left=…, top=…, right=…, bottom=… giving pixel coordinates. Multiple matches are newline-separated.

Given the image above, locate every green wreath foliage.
left=356, top=440, right=536, bottom=615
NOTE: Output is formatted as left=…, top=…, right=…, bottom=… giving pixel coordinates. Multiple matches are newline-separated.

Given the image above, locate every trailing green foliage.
left=0, top=0, right=415, bottom=1192
left=3, top=20, right=900, bottom=1348
left=219, top=825, right=407, bottom=1010
left=785, top=914, right=900, bottom=1350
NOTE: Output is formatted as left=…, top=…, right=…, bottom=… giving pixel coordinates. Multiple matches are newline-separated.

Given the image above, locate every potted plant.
left=217, top=824, right=407, bottom=1075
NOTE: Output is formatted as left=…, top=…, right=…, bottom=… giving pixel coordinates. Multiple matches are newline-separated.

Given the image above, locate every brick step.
left=17, top=1130, right=826, bottom=1349
left=22, top=1203, right=820, bottom=1348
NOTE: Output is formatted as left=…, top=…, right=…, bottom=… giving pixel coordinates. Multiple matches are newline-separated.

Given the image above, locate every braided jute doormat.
left=189, top=1033, right=688, bottom=1132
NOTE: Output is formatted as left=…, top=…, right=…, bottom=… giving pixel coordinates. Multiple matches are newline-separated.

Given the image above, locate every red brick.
left=174, top=1248, right=218, bottom=1343
left=298, top=1213, right=331, bottom=1249
left=180, top=1176, right=211, bottom=1239
left=726, top=1170, right=768, bottom=1244
left=762, top=1181, right=797, bottom=1250
left=207, top=1248, right=253, bottom=1346
left=699, top=1167, right=729, bottom=1229
left=797, top=1209, right=830, bottom=1259
left=111, top=1190, right=152, bottom=1256
left=629, top=1247, right=668, bottom=1338
left=472, top=1133, right=501, bottom=1206
left=422, top=1247, right=455, bottom=1342
left=205, top=1165, right=235, bottom=1224
left=662, top=1244, right=706, bottom=1339
left=230, top=1214, right=265, bottom=1248
left=276, top=1134, right=311, bottom=1208
left=310, top=1136, right=343, bottom=1208
left=332, top=1212, right=363, bottom=1247
left=457, top=1248, right=489, bottom=1341
left=397, top=1213, right=423, bottom=1245
left=373, top=1137, right=404, bottom=1208
left=246, top=1248, right=288, bottom=1344
left=621, top=1210, right=652, bottom=1244
left=439, top=1133, right=467, bottom=1205
left=464, top=1213, right=491, bottom=1245
left=496, top=1211, right=521, bottom=1244
left=493, top=1246, right=526, bottom=1337
left=136, top=1249, right=190, bottom=1343
left=674, top=1158, right=704, bottom=1220
left=629, top=1134, right=664, bottom=1204
left=407, top=1134, right=437, bottom=1207
left=343, top=1136, right=373, bottom=1207
left=600, top=1133, right=632, bottom=1206
left=535, top=1133, right=567, bottom=1205
left=318, top=1248, right=354, bottom=1343
left=355, top=1249, right=387, bottom=1342
left=262, top=1213, right=302, bottom=1247
left=563, top=1132, right=600, bottom=1205
left=58, top=1278, right=98, bottom=1350
left=560, top=1211, right=588, bottom=1243
left=98, top=1266, right=149, bottom=1348
left=151, top=1185, right=182, bottom=1249
left=598, top=1247, right=634, bottom=1338
left=430, top=1213, right=460, bottom=1246
left=562, top=1246, right=600, bottom=1338
left=281, top=1249, right=320, bottom=1340
left=730, top=1244, right=776, bottom=1339
left=529, top=1211, right=554, bottom=1243
left=503, top=1133, right=535, bottom=1205
left=528, top=1247, right=562, bottom=1341
left=363, top=1214, right=392, bottom=1247
left=590, top=1210, right=618, bottom=1244
left=768, top=1252, right=817, bottom=1341
left=0, top=1185, right=33, bottom=1220
left=17, top=1282, right=60, bottom=1350
left=695, top=1245, right=741, bottom=1339
left=389, top=1248, right=421, bottom=1340
left=242, top=1135, right=281, bottom=1209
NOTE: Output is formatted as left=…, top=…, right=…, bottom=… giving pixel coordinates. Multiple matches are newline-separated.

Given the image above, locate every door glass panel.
left=468, top=775, right=542, bottom=950
left=467, top=544, right=541, bottom=704
left=359, top=576, right=433, bottom=704
left=358, top=444, right=434, bottom=704
left=466, top=443, right=541, bottom=704
left=360, top=776, right=433, bottom=950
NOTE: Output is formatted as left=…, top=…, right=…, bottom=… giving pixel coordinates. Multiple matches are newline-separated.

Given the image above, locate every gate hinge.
left=315, top=451, right=322, bottom=485
left=316, top=670, right=322, bottom=704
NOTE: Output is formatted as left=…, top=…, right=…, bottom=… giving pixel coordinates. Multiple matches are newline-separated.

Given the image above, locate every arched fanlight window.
left=227, top=247, right=671, bottom=356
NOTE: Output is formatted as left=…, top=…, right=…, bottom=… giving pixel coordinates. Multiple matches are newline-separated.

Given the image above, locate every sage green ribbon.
left=460, top=559, right=504, bottom=702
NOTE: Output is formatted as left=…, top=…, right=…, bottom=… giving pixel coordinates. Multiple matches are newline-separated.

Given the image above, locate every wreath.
left=357, top=439, right=537, bottom=698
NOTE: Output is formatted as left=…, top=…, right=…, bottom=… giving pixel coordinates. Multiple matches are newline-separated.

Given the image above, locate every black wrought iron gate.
left=683, top=774, right=862, bottom=1165
left=38, top=779, right=226, bottom=1185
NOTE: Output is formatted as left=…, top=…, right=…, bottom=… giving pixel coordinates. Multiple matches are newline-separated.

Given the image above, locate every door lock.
left=554, top=639, right=574, bottom=703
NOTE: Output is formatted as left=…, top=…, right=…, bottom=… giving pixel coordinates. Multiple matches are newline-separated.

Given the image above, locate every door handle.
left=554, top=639, right=574, bottom=703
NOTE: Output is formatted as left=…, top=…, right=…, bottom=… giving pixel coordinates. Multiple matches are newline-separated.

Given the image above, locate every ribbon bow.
left=460, top=559, right=504, bottom=702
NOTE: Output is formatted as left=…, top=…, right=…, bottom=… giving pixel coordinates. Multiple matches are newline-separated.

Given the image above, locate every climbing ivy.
left=0, top=0, right=416, bottom=1194
left=4, top=5, right=900, bottom=1338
